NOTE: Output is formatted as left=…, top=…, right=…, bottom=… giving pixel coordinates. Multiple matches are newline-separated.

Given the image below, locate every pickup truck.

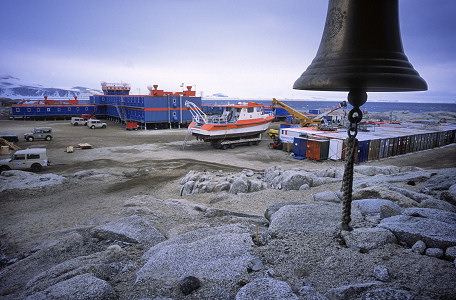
left=0, top=148, right=49, bottom=172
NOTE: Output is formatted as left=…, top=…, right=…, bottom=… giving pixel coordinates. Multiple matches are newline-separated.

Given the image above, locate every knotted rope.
left=341, top=134, right=357, bottom=231
left=340, top=106, right=362, bottom=231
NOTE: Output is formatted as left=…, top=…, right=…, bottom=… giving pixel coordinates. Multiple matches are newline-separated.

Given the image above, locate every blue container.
left=273, top=107, right=289, bottom=117
left=309, top=109, right=320, bottom=114
left=293, top=137, right=307, bottom=158
left=357, top=140, right=370, bottom=162
left=285, top=115, right=295, bottom=124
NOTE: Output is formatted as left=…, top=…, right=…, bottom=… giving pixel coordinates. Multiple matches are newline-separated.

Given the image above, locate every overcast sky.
left=1, top=0, right=455, bottom=103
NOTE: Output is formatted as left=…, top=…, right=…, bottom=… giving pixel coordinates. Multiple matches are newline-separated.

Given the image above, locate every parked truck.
left=24, top=127, right=53, bottom=142
left=87, top=119, right=107, bottom=129
left=71, top=117, right=87, bottom=126
left=0, top=148, right=49, bottom=172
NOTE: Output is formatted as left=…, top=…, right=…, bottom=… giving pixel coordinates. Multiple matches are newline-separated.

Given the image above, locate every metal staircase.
left=115, top=96, right=128, bottom=126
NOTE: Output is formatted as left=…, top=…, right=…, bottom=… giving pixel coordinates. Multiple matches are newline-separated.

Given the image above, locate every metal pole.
left=179, top=95, right=183, bottom=128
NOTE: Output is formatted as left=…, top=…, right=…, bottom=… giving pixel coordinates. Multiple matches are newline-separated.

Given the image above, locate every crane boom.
left=315, top=101, right=347, bottom=119
left=271, top=98, right=322, bottom=126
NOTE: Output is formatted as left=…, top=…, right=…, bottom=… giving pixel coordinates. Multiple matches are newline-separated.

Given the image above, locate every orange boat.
left=185, top=101, right=274, bottom=147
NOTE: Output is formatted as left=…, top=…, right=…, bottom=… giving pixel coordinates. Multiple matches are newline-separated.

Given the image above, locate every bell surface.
left=293, top=0, right=427, bottom=92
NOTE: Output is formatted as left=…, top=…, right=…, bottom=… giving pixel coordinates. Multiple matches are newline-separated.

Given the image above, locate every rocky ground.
left=0, top=117, right=456, bottom=300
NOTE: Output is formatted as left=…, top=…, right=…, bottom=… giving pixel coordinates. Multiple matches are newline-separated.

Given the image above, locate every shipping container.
left=306, top=138, right=330, bottom=160
left=444, top=130, right=451, bottom=145
left=409, top=135, right=416, bottom=152
left=423, top=133, right=431, bottom=150
left=450, top=130, right=456, bottom=144
left=430, top=133, right=438, bottom=149
left=285, top=123, right=456, bottom=162
left=368, top=139, right=380, bottom=161
left=419, top=134, right=426, bottom=151
left=437, top=131, right=446, bottom=147
left=328, top=138, right=345, bottom=160
left=397, top=136, right=407, bottom=155
left=379, top=138, right=389, bottom=159
left=357, top=140, right=370, bottom=163
left=405, top=136, right=412, bottom=153
left=279, top=127, right=324, bottom=144
left=387, top=137, right=396, bottom=157
left=293, top=137, right=307, bottom=158
left=273, top=107, right=289, bottom=120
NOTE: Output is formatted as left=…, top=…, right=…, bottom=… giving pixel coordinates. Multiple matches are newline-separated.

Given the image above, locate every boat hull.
left=189, top=116, right=273, bottom=140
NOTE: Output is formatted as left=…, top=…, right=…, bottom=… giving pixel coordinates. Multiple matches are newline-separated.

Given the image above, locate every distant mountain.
left=208, top=93, right=228, bottom=97
left=0, top=75, right=102, bottom=99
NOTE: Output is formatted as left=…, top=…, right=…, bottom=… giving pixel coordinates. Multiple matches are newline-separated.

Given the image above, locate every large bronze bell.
left=293, top=0, right=427, bottom=95
left=293, top=0, right=427, bottom=232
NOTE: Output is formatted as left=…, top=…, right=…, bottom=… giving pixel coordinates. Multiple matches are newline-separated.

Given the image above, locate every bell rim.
left=293, top=73, right=428, bottom=92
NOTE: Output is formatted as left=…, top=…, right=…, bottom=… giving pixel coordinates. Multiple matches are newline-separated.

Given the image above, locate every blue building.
left=11, top=83, right=202, bottom=129
left=89, top=82, right=201, bottom=129
left=11, top=96, right=97, bottom=120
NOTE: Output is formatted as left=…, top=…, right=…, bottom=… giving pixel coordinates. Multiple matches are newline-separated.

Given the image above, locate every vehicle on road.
left=0, top=148, right=49, bottom=172
left=87, top=119, right=107, bottom=129
left=24, top=127, right=53, bottom=142
left=71, top=117, right=87, bottom=126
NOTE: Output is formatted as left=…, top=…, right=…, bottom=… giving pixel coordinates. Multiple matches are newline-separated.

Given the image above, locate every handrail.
left=185, top=101, right=207, bottom=124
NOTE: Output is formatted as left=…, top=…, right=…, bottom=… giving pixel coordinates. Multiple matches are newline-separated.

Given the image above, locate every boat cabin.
left=204, top=102, right=266, bottom=124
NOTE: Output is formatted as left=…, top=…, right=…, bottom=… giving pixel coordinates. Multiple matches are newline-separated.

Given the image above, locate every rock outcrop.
left=1, top=165, right=456, bottom=299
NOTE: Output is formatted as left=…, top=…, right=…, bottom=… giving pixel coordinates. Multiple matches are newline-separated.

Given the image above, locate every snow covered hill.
left=0, top=75, right=101, bottom=100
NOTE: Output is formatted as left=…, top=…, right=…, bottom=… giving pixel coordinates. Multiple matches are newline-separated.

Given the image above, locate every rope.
left=341, top=135, right=357, bottom=231
left=340, top=105, right=363, bottom=231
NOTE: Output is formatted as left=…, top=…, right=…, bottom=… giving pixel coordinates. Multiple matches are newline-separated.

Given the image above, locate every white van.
left=0, top=148, right=49, bottom=172
left=87, top=119, right=107, bottom=129
left=71, top=117, right=87, bottom=126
